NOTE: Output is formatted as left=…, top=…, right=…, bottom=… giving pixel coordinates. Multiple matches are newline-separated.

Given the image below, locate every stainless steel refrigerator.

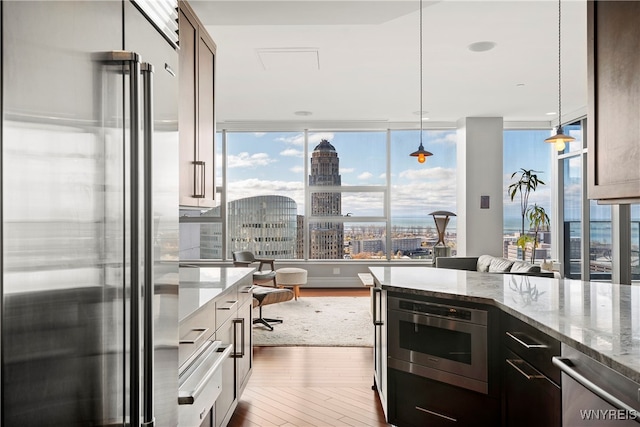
left=2, top=1, right=180, bottom=425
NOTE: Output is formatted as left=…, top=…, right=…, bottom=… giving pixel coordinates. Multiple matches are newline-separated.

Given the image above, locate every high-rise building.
left=193, top=195, right=298, bottom=259
left=309, top=139, right=344, bottom=259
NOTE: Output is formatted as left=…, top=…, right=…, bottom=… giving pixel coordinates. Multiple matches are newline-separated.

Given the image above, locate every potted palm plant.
left=508, top=168, right=545, bottom=260
left=527, top=204, right=550, bottom=263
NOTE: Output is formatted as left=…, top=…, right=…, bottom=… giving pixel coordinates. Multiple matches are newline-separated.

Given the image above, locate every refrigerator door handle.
left=141, top=62, right=155, bottom=427
left=98, top=50, right=146, bottom=427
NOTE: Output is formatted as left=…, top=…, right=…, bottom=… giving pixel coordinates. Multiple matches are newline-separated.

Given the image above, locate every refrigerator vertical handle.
left=141, top=62, right=155, bottom=427
left=129, top=55, right=143, bottom=427
left=97, top=50, right=143, bottom=427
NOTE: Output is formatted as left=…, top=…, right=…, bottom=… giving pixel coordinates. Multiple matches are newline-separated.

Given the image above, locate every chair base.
left=252, top=316, right=283, bottom=331
left=253, top=305, right=283, bottom=331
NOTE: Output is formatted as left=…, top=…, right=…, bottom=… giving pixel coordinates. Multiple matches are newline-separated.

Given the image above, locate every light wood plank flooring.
left=228, top=288, right=390, bottom=427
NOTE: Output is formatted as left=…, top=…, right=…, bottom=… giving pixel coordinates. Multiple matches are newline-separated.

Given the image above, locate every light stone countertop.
left=369, top=266, right=640, bottom=384
left=178, top=266, right=253, bottom=321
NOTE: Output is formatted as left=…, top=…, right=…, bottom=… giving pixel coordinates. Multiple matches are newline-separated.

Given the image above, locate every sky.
left=219, top=127, right=635, bottom=233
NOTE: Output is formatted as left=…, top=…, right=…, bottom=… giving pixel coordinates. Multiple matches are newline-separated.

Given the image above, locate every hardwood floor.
left=228, top=288, right=390, bottom=427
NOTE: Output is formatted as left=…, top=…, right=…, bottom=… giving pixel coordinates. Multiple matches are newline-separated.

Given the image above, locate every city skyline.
left=226, top=129, right=553, bottom=231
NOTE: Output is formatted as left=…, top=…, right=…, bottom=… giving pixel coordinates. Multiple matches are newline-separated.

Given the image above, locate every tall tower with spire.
left=309, top=139, right=344, bottom=259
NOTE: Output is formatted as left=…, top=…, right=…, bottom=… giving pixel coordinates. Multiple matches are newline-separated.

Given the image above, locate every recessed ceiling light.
left=546, top=112, right=557, bottom=116
left=468, top=41, right=497, bottom=52
left=294, top=111, right=313, bottom=116
left=422, top=117, right=430, bottom=121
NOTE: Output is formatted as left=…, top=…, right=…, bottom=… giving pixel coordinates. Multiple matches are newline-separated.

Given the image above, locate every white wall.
left=456, top=117, right=504, bottom=257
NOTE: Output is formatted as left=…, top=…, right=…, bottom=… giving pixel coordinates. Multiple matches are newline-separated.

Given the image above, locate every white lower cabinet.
left=214, top=279, right=253, bottom=427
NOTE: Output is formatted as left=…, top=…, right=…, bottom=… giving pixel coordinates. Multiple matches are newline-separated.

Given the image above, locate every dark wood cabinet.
left=179, top=1, right=216, bottom=208
left=389, top=368, right=500, bottom=427
left=501, top=313, right=561, bottom=427
left=587, top=1, right=640, bottom=202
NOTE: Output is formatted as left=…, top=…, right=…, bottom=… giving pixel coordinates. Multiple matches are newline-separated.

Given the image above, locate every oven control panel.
left=398, top=300, right=472, bottom=321
left=390, top=297, right=488, bottom=326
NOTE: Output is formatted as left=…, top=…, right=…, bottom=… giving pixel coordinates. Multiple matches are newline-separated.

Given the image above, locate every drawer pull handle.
left=217, top=301, right=237, bottom=310
left=372, top=288, right=384, bottom=326
left=232, top=318, right=245, bottom=358
left=506, top=358, right=545, bottom=380
left=415, top=406, right=457, bottom=423
left=506, top=331, right=548, bottom=349
left=179, top=328, right=210, bottom=345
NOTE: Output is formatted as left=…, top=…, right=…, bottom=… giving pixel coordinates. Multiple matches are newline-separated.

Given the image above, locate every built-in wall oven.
left=388, top=295, right=489, bottom=394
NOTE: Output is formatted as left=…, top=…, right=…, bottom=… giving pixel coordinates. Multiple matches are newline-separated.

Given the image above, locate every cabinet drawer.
left=215, top=297, right=238, bottom=330
left=389, top=369, right=499, bottom=427
left=237, top=283, right=253, bottom=306
left=503, top=314, right=561, bottom=384
left=179, top=305, right=215, bottom=368
left=504, top=348, right=561, bottom=426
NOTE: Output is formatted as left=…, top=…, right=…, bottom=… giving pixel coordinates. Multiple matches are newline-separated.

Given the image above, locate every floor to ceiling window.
left=563, top=150, right=583, bottom=278
left=179, top=128, right=457, bottom=261
left=390, top=129, right=457, bottom=259
left=503, top=130, right=552, bottom=262
left=306, top=131, right=386, bottom=260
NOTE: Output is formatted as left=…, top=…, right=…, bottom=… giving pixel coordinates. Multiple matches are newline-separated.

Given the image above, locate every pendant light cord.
left=419, top=0, right=423, bottom=145
left=557, top=0, right=562, bottom=128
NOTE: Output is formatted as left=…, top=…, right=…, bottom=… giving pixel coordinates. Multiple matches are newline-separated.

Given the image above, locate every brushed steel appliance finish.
left=557, top=344, right=640, bottom=426
left=1, top=1, right=179, bottom=426
left=388, top=296, right=489, bottom=394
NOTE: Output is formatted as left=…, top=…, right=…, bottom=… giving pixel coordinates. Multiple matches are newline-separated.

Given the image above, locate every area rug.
left=252, top=296, right=373, bottom=347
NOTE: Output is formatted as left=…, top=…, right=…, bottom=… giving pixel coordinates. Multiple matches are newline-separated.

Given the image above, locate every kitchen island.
left=369, top=266, right=640, bottom=426
left=179, top=266, right=254, bottom=427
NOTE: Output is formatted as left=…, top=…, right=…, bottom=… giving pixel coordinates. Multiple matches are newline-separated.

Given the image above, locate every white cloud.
left=227, top=179, right=305, bottom=210
left=308, top=132, right=335, bottom=145
left=389, top=167, right=458, bottom=216
left=276, top=133, right=305, bottom=146
left=253, top=132, right=266, bottom=137
left=227, top=152, right=276, bottom=168
left=274, top=132, right=336, bottom=148
left=399, top=166, right=455, bottom=182
left=290, top=166, right=304, bottom=173
left=421, top=130, right=458, bottom=146
left=358, top=172, right=373, bottom=180
left=340, top=167, right=355, bottom=174
left=280, top=148, right=304, bottom=158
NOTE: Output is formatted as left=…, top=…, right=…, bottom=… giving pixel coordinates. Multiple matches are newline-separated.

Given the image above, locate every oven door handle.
left=552, top=356, right=639, bottom=420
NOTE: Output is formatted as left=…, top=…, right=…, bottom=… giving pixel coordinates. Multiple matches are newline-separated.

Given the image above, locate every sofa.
left=435, top=254, right=556, bottom=278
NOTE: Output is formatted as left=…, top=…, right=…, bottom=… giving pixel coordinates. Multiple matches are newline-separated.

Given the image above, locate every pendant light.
left=410, top=0, right=433, bottom=164
left=545, top=0, right=575, bottom=152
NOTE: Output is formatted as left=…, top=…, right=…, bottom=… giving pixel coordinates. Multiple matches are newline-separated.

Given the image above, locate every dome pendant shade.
left=410, top=142, right=433, bottom=163
left=545, top=125, right=575, bottom=151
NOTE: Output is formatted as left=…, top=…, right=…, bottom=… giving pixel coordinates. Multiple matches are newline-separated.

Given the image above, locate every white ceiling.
left=189, top=0, right=588, bottom=130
